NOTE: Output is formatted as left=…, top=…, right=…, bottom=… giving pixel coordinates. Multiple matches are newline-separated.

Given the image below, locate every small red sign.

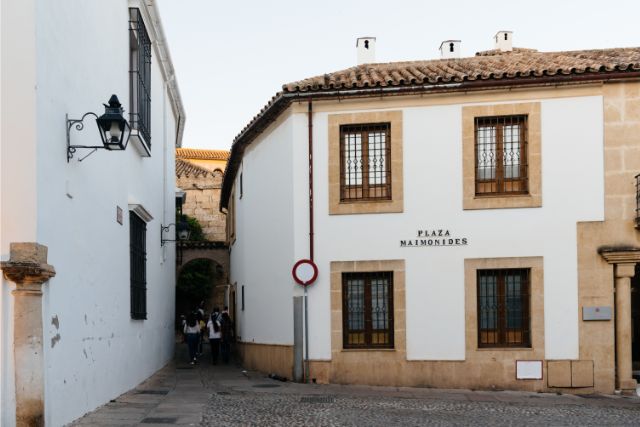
left=292, top=259, right=318, bottom=286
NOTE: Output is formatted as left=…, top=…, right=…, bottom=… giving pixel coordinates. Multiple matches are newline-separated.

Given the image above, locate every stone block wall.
left=177, top=170, right=227, bottom=242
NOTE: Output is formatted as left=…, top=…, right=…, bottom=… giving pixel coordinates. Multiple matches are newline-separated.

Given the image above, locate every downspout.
left=305, top=98, right=314, bottom=383
left=308, top=99, right=314, bottom=261
left=175, top=114, right=182, bottom=148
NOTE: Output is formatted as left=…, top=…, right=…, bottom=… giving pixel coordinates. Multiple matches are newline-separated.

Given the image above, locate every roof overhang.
left=220, top=69, right=640, bottom=211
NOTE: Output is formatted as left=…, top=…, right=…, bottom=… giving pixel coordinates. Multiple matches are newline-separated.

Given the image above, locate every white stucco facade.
left=229, top=87, right=613, bottom=389
left=1, top=1, right=184, bottom=425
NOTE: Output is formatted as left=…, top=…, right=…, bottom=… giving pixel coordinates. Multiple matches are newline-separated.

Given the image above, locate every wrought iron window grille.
left=129, top=8, right=152, bottom=148
left=342, top=271, right=394, bottom=349
left=130, top=213, right=147, bottom=320
left=477, top=268, right=531, bottom=348
left=474, top=115, right=528, bottom=196
left=340, top=123, right=391, bottom=202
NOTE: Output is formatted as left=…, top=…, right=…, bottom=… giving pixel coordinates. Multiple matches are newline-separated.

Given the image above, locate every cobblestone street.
left=203, top=383, right=640, bottom=426
left=70, top=345, right=640, bottom=426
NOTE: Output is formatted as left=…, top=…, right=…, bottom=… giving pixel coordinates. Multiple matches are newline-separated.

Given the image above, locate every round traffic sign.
left=292, top=259, right=318, bottom=286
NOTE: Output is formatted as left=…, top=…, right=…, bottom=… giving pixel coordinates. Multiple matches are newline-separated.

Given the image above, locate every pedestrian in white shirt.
left=207, top=308, right=221, bottom=365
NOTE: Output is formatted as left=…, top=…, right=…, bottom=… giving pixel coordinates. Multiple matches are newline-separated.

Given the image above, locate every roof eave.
left=219, top=70, right=640, bottom=211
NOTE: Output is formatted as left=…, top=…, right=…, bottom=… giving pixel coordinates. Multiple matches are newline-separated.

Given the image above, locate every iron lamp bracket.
left=66, top=112, right=106, bottom=162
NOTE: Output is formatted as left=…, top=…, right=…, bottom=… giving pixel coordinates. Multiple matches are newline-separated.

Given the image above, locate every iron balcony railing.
left=636, top=174, right=640, bottom=228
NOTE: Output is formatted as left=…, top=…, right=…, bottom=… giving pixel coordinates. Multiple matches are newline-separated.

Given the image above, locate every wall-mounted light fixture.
left=67, top=95, right=131, bottom=162
left=161, top=220, right=190, bottom=246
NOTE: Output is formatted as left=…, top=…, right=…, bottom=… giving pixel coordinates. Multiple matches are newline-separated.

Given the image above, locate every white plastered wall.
left=305, top=96, right=603, bottom=361
left=230, top=112, right=297, bottom=346
left=0, top=1, right=179, bottom=425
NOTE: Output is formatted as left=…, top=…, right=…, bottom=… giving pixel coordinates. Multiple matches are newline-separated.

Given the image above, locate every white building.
left=1, top=1, right=185, bottom=425
left=221, top=35, right=640, bottom=395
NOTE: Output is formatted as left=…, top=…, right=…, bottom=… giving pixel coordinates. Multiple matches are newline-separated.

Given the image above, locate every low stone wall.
left=237, top=342, right=294, bottom=380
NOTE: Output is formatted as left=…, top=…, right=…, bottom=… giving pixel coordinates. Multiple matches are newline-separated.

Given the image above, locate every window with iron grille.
left=340, top=123, right=391, bottom=201
left=477, top=268, right=530, bottom=348
left=475, top=115, right=528, bottom=196
left=342, top=272, right=393, bottom=349
left=129, top=8, right=151, bottom=148
left=130, top=212, right=147, bottom=320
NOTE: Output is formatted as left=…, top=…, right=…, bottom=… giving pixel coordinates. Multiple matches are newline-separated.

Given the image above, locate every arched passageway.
left=176, top=241, right=229, bottom=322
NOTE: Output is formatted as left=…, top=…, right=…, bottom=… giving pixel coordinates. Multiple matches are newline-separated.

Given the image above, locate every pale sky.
left=156, top=0, right=640, bottom=151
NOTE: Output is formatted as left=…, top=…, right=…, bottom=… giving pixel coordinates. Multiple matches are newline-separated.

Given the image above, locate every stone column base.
left=619, top=378, right=638, bottom=395
left=1, top=243, right=55, bottom=427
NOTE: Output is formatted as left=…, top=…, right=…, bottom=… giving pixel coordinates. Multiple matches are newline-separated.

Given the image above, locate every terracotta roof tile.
left=176, top=148, right=230, bottom=160
left=175, top=159, right=212, bottom=178
left=284, top=48, right=640, bottom=92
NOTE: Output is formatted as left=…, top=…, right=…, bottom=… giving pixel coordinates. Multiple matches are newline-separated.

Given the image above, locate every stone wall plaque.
left=582, top=306, right=612, bottom=321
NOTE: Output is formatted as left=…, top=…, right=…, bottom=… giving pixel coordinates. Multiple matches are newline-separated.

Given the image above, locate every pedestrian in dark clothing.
left=196, top=310, right=205, bottom=355
left=207, top=308, right=221, bottom=364
left=220, top=307, right=233, bottom=364
left=184, top=312, right=200, bottom=364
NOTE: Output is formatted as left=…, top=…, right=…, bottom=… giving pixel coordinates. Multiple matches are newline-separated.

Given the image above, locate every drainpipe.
left=305, top=99, right=314, bottom=383
left=308, top=99, right=314, bottom=261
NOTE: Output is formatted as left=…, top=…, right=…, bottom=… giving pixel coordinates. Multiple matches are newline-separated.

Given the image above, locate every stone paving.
left=70, top=345, right=640, bottom=426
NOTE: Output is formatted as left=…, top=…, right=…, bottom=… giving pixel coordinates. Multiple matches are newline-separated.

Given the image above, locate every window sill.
left=475, top=347, right=533, bottom=351
left=473, top=193, right=530, bottom=199
left=341, top=348, right=395, bottom=352
left=331, top=198, right=403, bottom=215
left=464, top=193, right=541, bottom=210
left=130, top=129, right=151, bottom=157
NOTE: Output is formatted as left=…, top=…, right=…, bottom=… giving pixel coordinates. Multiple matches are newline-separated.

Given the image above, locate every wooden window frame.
left=339, top=123, right=392, bottom=202
left=477, top=268, right=531, bottom=348
left=462, top=102, right=541, bottom=210
left=342, top=271, right=394, bottom=349
left=474, top=115, right=528, bottom=196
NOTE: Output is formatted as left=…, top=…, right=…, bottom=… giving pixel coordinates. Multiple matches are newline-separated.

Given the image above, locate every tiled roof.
left=176, top=148, right=230, bottom=160
left=284, top=48, right=640, bottom=92
left=220, top=47, right=640, bottom=210
left=175, top=158, right=212, bottom=178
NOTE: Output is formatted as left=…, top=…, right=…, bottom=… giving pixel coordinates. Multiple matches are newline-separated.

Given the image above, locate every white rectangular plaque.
left=516, top=360, right=543, bottom=380
left=582, top=306, right=612, bottom=321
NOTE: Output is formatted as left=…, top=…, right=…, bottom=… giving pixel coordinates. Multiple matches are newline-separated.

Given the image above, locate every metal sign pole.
left=304, top=285, right=309, bottom=383
left=292, top=259, right=317, bottom=384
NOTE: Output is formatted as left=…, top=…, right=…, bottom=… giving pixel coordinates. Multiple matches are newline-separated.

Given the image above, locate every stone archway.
left=178, top=241, right=229, bottom=276
left=177, top=241, right=229, bottom=315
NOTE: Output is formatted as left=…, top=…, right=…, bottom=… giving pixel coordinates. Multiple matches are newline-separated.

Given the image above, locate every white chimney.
left=356, top=37, right=376, bottom=65
left=494, top=31, right=513, bottom=52
left=439, top=40, right=461, bottom=59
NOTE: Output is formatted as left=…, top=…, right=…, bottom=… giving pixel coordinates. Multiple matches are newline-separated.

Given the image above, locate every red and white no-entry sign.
left=292, top=259, right=318, bottom=286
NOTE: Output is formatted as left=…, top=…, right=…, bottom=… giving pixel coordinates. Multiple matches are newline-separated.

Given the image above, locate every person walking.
left=183, top=312, right=200, bottom=365
left=196, top=310, right=206, bottom=356
left=220, top=306, right=233, bottom=364
left=207, top=308, right=221, bottom=364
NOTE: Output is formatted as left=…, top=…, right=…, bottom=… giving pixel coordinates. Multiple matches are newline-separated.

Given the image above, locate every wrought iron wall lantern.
left=66, top=95, right=131, bottom=162
left=161, top=220, right=190, bottom=246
